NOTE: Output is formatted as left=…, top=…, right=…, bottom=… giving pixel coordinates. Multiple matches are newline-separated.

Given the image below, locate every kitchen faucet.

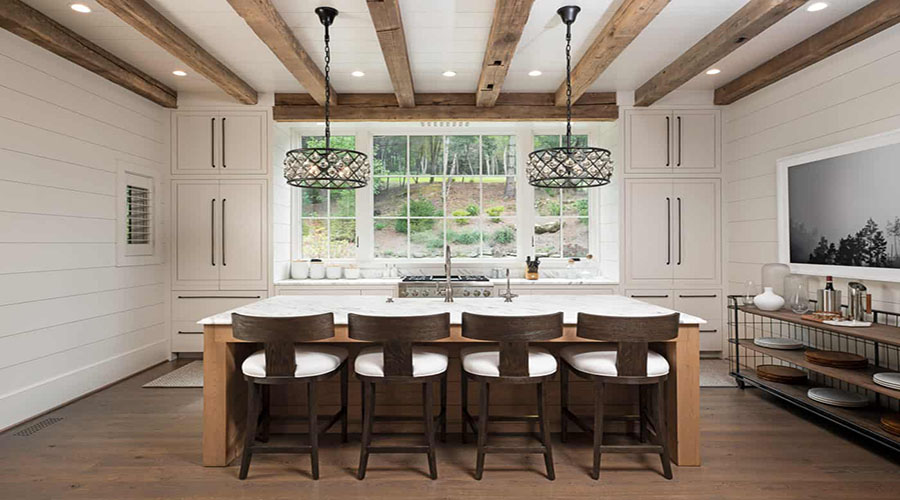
left=444, top=245, right=453, bottom=302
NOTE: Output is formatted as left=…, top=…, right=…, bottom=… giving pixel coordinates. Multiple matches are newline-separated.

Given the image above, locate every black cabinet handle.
left=210, top=198, right=216, bottom=266
left=177, top=331, right=203, bottom=335
left=677, top=197, right=682, bottom=266
left=678, top=294, right=718, bottom=298
left=665, top=116, right=670, bottom=166
left=177, top=295, right=262, bottom=299
left=210, top=118, right=215, bottom=168
left=666, top=197, right=671, bottom=265
left=221, top=198, right=227, bottom=267
left=700, top=329, right=718, bottom=333
left=632, top=294, right=670, bottom=299
left=221, top=117, right=227, bottom=168
left=677, top=115, right=682, bottom=167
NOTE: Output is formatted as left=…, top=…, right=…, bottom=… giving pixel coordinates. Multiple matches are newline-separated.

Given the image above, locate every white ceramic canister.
left=344, top=267, right=360, bottom=279
left=291, top=260, right=309, bottom=279
left=326, top=265, right=343, bottom=279
left=309, top=260, right=326, bottom=279
left=754, top=287, right=785, bottom=311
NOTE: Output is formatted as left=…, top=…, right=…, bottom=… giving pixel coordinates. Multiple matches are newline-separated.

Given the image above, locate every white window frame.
left=289, top=122, right=603, bottom=267
left=116, top=159, right=162, bottom=266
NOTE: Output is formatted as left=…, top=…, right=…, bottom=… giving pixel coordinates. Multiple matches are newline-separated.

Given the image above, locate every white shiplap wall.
left=724, top=24, right=900, bottom=313
left=0, top=30, right=170, bottom=430
left=272, top=125, right=292, bottom=282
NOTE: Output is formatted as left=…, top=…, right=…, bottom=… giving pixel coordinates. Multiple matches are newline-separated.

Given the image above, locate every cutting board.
left=805, top=350, right=868, bottom=369
left=757, top=364, right=807, bottom=384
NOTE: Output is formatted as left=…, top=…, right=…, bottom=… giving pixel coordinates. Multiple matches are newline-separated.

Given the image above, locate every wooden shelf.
left=735, top=306, right=900, bottom=348
left=735, top=369, right=899, bottom=449
left=733, top=339, right=900, bottom=400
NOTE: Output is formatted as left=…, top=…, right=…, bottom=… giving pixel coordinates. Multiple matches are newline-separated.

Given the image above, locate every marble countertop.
left=274, top=277, right=619, bottom=286
left=199, top=294, right=705, bottom=326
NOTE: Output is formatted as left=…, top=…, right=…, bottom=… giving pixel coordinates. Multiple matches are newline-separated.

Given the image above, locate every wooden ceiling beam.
left=273, top=92, right=617, bottom=121
left=715, top=0, right=900, bottom=105
left=634, top=0, right=806, bottom=107
left=366, top=0, right=415, bottom=108
left=476, top=0, right=535, bottom=108
left=226, top=0, right=333, bottom=106
left=0, top=0, right=177, bottom=108
left=96, top=0, right=257, bottom=105
left=555, top=0, right=669, bottom=106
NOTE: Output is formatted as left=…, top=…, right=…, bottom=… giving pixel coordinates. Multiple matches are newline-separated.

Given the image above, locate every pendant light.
left=525, top=6, right=613, bottom=189
left=284, top=7, right=370, bottom=189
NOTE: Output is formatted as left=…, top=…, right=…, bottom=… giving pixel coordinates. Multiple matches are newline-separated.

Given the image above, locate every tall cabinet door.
left=625, top=110, right=672, bottom=172
left=674, top=110, right=719, bottom=171
left=174, top=181, right=220, bottom=289
left=220, top=113, right=267, bottom=175
left=625, top=179, right=674, bottom=282
left=218, top=180, right=268, bottom=290
left=673, top=180, right=720, bottom=282
left=174, top=114, right=216, bottom=174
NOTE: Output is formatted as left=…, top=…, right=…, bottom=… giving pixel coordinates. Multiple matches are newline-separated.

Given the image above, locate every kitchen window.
left=532, top=134, right=590, bottom=258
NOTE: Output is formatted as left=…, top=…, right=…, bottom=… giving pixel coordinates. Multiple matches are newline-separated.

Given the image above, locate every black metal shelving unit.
left=728, top=296, right=900, bottom=454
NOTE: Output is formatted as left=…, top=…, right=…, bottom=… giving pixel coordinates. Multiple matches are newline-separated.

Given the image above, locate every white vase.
left=754, top=287, right=785, bottom=311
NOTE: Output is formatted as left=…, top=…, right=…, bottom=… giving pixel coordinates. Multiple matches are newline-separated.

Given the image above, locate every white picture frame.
left=777, top=128, right=900, bottom=283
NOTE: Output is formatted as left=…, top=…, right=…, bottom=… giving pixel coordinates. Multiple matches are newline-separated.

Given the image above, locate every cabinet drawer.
left=699, top=318, right=723, bottom=351
left=172, top=291, right=267, bottom=321
left=673, top=290, right=721, bottom=323
left=626, top=289, right=674, bottom=309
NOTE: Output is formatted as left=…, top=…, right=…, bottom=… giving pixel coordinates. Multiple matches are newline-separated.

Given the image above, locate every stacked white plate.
left=807, top=387, right=869, bottom=408
left=753, top=337, right=804, bottom=350
left=873, top=372, right=900, bottom=390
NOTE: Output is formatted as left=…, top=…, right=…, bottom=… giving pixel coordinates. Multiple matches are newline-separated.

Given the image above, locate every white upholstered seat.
left=354, top=346, right=449, bottom=378
left=560, top=344, right=669, bottom=377
left=241, top=345, right=348, bottom=378
left=460, top=345, right=558, bottom=378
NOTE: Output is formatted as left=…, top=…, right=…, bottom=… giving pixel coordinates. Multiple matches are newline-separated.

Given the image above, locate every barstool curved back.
left=461, top=312, right=562, bottom=377
left=348, top=312, right=450, bottom=377
left=575, top=312, right=678, bottom=377
left=232, top=312, right=335, bottom=377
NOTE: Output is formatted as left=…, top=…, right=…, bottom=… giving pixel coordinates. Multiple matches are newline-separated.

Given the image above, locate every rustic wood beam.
left=95, top=0, right=257, bottom=105
left=366, top=0, right=415, bottom=108
left=556, top=0, right=669, bottom=106
left=273, top=92, right=617, bottom=121
left=226, top=0, right=333, bottom=106
left=715, top=0, right=900, bottom=105
left=476, top=0, right=535, bottom=107
left=634, top=0, right=806, bottom=107
left=0, top=0, right=177, bottom=108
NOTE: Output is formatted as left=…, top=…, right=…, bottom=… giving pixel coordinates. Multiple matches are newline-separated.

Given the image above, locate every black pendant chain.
left=323, top=22, right=331, bottom=150
left=565, top=20, right=572, bottom=151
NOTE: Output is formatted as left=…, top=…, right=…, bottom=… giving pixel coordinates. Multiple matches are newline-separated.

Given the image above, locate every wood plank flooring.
left=0, top=360, right=898, bottom=500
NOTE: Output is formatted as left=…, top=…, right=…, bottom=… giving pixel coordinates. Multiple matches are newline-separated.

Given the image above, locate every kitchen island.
left=199, top=295, right=704, bottom=467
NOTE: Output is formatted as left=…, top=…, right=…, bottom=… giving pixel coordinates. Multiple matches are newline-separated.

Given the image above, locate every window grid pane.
left=532, top=134, right=590, bottom=259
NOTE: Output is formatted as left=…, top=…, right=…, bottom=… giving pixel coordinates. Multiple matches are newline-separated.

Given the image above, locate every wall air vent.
left=420, top=122, right=470, bottom=128
left=13, top=417, right=63, bottom=436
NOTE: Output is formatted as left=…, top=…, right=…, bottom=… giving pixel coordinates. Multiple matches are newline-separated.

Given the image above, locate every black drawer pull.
left=176, top=295, right=262, bottom=299
left=177, top=331, right=203, bottom=335
left=678, top=294, right=718, bottom=298
left=631, top=294, right=669, bottom=299
left=700, top=329, right=718, bottom=333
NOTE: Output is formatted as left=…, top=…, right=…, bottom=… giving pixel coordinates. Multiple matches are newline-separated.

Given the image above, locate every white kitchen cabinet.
left=624, top=109, right=719, bottom=173
left=171, top=291, right=268, bottom=352
left=625, top=178, right=720, bottom=286
left=173, top=179, right=268, bottom=290
left=626, top=289, right=674, bottom=309
left=674, top=290, right=724, bottom=352
left=172, top=111, right=267, bottom=175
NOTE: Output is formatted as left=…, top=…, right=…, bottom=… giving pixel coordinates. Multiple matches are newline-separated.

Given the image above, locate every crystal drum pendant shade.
left=526, top=5, right=613, bottom=189
left=283, top=6, right=370, bottom=190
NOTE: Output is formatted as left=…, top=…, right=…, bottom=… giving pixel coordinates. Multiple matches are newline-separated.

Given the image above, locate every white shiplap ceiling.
left=21, top=0, right=876, bottom=100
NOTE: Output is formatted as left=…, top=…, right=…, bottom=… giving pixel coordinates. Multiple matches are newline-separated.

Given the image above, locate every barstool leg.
left=258, top=385, right=270, bottom=443
left=656, top=381, right=673, bottom=479
left=537, top=382, right=555, bottom=480
left=474, top=381, right=490, bottom=480
left=639, top=385, right=649, bottom=443
left=560, top=363, right=569, bottom=443
left=460, top=373, right=469, bottom=443
left=592, top=381, right=605, bottom=480
left=423, top=381, right=438, bottom=479
left=357, top=382, right=375, bottom=480
left=340, top=363, right=349, bottom=443
left=238, top=381, right=260, bottom=480
left=308, top=380, right=319, bottom=480
left=439, top=374, right=448, bottom=443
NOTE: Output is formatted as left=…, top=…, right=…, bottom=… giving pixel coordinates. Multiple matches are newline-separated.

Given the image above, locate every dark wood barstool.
left=459, top=312, right=563, bottom=480
left=349, top=313, right=450, bottom=480
left=559, top=312, right=679, bottom=480
left=232, top=312, right=349, bottom=480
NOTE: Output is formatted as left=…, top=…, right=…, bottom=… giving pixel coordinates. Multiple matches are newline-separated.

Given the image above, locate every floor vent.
left=13, top=417, right=63, bottom=436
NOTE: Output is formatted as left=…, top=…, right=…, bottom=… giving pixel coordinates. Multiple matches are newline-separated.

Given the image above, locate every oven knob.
left=412, top=290, right=419, bottom=297
left=473, top=290, right=480, bottom=296
left=483, top=290, right=491, bottom=297
left=422, top=290, right=430, bottom=297
left=400, top=290, right=408, bottom=297
left=464, top=290, right=471, bottom=296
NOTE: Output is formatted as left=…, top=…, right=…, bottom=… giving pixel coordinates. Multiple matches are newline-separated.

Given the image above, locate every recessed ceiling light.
left=705, top=68, right=721, bottom=75
left=442, top=71, right=457, bottom=77
left=69, top=3, right=91, bottom=13
left=528, top=70, right=542, bottom=77
left=172, top=70, right=187, bottom=77
left=806, top=2, right=828, bottom=12
left=351, top=70, right=365, bottom=77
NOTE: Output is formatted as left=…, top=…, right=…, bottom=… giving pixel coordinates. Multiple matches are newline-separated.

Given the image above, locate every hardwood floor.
left=0, top=360, right=898, bottom=500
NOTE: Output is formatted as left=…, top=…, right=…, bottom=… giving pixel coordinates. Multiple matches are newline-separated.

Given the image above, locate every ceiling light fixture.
left=442, top=70, right=457, bottom=77
left=525, top=5, right=613, bottom=189
left=806, top=2, right=828, bottom=12
left=172, top=70, right=187, bottom=76
left=528, top=70, right=542, bottom=77
left=69, top=3, right=91, bottom=13
left=705, top=68, right=721, bottom=75
left=351, top=70, right=365, bottom=77
left=283, top=7, right=369, bottom=190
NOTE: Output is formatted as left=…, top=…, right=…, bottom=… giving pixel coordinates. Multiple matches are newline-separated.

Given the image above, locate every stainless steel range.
left=398, top=275, right=494, bottom=298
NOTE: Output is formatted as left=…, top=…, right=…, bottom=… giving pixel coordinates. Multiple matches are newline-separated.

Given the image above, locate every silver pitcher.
left=816, top=288, right=842, bottom=314
left=847, top=282, right=870, bottom=321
